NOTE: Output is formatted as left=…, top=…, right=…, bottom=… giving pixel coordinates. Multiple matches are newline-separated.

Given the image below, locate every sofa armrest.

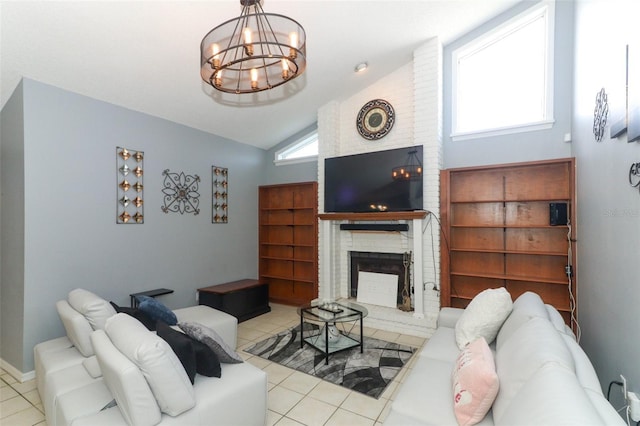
left=437, top=307, right=464, bottom=329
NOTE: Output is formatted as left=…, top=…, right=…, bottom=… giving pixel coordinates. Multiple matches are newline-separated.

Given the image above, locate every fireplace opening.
left=349, top=251, right=410, bottom=307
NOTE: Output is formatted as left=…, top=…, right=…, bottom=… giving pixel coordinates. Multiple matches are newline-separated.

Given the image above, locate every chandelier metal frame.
left=200, top=0, right=306, bottom=94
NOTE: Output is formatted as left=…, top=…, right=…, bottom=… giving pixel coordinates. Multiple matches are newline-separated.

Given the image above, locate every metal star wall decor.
left=116, top=147, right=144, bottom=224
left=161, top=169, right=201, bottom=215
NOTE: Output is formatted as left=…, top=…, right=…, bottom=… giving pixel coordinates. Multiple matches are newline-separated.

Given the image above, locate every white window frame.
left=451, top=0, right=555, bottom=141
left=274, top=129, right=318, bottom=166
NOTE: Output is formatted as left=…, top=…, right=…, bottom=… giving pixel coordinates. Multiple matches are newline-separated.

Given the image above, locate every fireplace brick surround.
left=316, top=38, right=443, bottom=338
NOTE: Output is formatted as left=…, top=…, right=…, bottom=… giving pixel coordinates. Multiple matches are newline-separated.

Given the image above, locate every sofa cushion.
left=493, top=316, right=574, bottom=421
left=452, top=337, right=499, bottom=426
left=90, top=329, right=161, bottom=426
left=496, top=291, right=549, bottom=351
left=105, top=313, right=195, bottom=416
left=156, top=320, right=197, bottom=384
left=68, top=288, right=116, bottom=330
left=391, top=357, right=460, bottom=425
left=110, top=301, right=156, bottom=331
left=136, top=295, right=178, bottom=325
left=56, top=300, right=95, bottom=357
left=561, top=334, right=603, bottom=394
left=418, top=326, right=460, bottom=362
left=455, top=287, right=512, bottom=349
left=179, top=321, right=243, bottom=364
left=495, top=362, right=606, bottom=425
left=82, top=356, right=102, bottom=378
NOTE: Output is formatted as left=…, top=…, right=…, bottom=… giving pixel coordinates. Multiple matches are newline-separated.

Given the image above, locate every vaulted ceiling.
left=1, top=1, right=522, bottom=150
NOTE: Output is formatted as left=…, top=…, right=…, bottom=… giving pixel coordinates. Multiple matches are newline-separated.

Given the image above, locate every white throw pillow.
left=105, top=313, right=195, bottom=416
left=68, top=288, right=116, bottom=330
left=455, top=287, right=513, bottom=349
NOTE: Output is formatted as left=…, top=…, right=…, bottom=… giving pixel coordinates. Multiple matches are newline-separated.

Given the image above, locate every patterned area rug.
left=244, top=323, right=415, bottom=399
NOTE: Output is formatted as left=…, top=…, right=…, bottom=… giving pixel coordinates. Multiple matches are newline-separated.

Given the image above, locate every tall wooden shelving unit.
left=440, top=158, right=577, bottom=327
left=259, top=182, right=318, bottom=306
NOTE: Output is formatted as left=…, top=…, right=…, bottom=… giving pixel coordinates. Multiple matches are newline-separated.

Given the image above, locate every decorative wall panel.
left=212, top=166, right=228, bottom=223
left=116, top=147, right=144, bottom=224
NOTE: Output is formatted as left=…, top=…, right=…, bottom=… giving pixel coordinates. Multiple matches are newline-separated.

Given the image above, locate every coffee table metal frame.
left=298, top=301, right=367, bottom=365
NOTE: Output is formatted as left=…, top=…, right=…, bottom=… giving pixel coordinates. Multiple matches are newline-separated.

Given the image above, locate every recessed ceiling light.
left=354, top=62, right=368, bottom=73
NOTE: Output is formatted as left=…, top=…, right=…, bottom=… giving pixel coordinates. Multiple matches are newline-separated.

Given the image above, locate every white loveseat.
left=34, top=289, right=267, bottom=426
left=385, top=291, right=624, bottom=425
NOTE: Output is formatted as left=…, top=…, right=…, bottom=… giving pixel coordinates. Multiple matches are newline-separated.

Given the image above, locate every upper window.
left=274, top=129, right=318, bottom=165
left=451, top=1, right=555, bottom=140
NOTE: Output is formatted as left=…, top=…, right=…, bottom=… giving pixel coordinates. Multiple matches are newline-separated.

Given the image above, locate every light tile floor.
left=1, top=303, right=425, bottom=426
left=238, top=303, right=426, bottom=426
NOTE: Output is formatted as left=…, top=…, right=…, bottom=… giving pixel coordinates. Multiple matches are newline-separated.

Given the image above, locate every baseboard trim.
left=1, top=358, right=35, bottom=383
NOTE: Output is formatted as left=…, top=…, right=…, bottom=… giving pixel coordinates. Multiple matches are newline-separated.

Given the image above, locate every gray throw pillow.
left=178, top=321, right=243, bottom=364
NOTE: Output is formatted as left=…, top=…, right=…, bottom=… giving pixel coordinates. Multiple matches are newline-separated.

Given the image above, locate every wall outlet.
left=629, top=392, right=640, bottom=422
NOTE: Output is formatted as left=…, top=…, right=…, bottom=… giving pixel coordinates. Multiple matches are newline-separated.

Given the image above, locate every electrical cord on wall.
left=566, top=220, right=581, bottom=342
left=607, top=379, right=634, bottom=425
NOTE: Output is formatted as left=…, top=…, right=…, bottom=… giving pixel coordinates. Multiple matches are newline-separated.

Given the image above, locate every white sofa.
left=385, top=291, right=624, bottom=425
left=34, top=289, right=267, bottom=426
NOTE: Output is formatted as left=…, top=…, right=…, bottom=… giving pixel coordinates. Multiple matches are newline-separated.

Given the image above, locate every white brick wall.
left=317, top=38, right=443, bottom=338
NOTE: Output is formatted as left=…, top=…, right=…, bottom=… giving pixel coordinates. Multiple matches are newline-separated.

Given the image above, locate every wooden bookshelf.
left=440, top=158, right=577, bottom=327
left=259, top=182, right=318, bottom=305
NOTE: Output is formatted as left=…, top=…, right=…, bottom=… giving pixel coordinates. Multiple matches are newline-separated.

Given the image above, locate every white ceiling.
left=1, top=0, right=522, bottom=150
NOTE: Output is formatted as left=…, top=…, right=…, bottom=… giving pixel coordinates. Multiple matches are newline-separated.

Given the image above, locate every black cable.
left=608, top=380, right=623, bottom=401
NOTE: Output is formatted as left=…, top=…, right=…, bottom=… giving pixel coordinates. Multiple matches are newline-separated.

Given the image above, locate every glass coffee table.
left=298, top=300, right=368, bottom=365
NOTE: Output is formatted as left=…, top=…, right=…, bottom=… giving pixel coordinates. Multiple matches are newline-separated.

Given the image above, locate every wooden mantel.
left=318, top=211, right=428, bottom=221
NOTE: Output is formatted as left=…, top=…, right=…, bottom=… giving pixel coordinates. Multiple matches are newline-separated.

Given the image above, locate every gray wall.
left=443, top=0, right=574, bottom=168
left=2, top=79, right=266, bottom=372
left=264, top=123, right=318, bottom=185
left=572, top=0, right=640, bottom=402
left=0, top=81, right=26, bottom=370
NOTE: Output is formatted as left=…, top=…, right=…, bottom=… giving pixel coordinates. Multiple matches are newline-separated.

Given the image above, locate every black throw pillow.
left=109, top=301, right=156, bottom=331
left=156, top=321, right=197, bottom=384
left=189, top=334, right=222, bottom=378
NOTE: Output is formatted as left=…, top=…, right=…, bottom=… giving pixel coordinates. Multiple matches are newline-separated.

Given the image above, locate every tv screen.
left=324, top=146, right=423, bottom=213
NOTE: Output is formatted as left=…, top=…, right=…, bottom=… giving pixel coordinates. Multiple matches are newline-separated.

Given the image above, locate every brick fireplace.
left=315, top=38, right=443, bottom=338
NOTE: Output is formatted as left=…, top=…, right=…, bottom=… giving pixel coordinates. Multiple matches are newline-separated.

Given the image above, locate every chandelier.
left=200, top=0, right=306, bottom=94
left=392, top=150, right=423, bottom=180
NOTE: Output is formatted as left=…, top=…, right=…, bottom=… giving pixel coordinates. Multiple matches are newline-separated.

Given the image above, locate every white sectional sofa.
left=34, top=289, right=267, bottom=426
left=385, top=291, right=624, bottom=426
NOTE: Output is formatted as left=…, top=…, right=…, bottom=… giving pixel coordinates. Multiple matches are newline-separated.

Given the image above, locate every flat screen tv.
left=324, top=146, right=423, bottom=213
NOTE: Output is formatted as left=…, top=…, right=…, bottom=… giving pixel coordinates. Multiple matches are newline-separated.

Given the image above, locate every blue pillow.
left=136, top=295, right=177, bottom=325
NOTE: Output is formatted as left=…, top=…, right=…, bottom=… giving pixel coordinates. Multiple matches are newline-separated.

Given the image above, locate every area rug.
left=244, top=323, right=415, bottom=399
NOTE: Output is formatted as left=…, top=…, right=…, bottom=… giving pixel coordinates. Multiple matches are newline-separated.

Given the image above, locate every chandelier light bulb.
left=281, top=59, right=289, bottom=79
left=250, top=68, right=258, bottom=89
left=289, top=32, right=298, bottom=59
left=211, top=44, right=220, bottom=68
left=214, top=69, right=222, bottom=87
left=243, top=27, right=254, bottom=56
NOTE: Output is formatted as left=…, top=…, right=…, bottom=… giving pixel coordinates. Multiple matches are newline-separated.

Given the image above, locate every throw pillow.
left=452, top=337, right=499, bottom=426
left=156, top=321, right=197, bottom=384
left=136, top=295, right=178, bottom=325
left=190, top=335, right=222, bottom=378
left=68, top=288, right=116, bottom=330
left=179, top=321, right=243, bottom=364
left=110, top=301, right=156, bottom=331
left=455, top=287, right=512, bottom=349
left=105, top=313, right=195, bottom=416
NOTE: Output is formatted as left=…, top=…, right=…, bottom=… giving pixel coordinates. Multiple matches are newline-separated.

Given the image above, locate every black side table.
left=130, top=288, right=174, bottom=308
